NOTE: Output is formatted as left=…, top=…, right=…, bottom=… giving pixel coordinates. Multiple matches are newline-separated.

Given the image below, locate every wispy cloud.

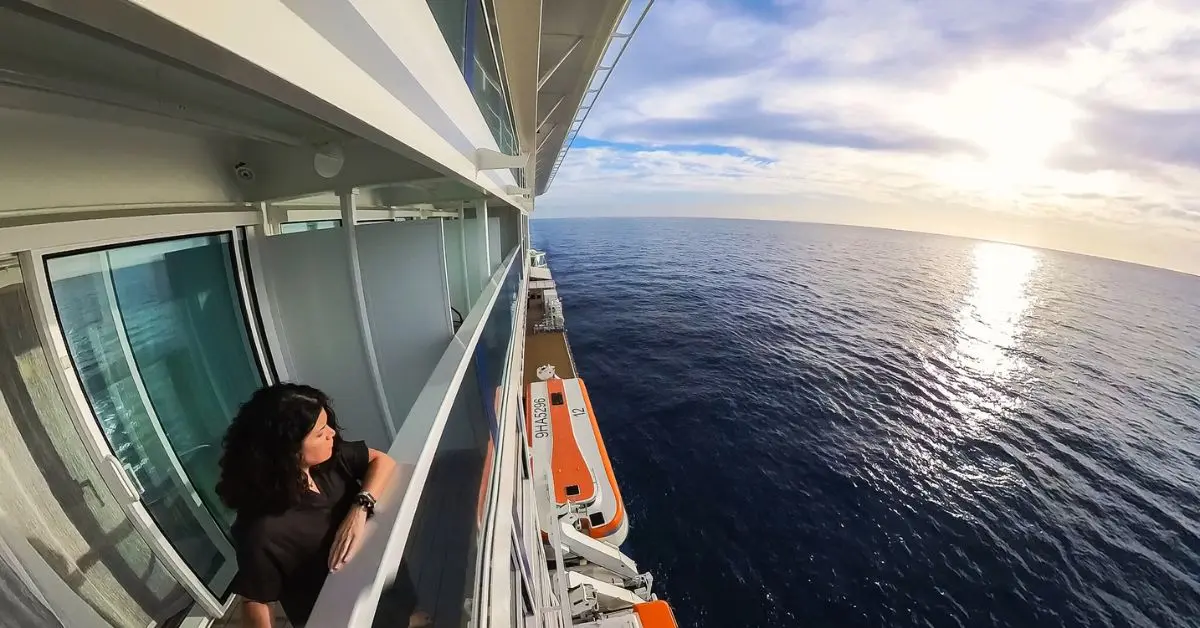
left=540, top=0, right=1200, bottom=266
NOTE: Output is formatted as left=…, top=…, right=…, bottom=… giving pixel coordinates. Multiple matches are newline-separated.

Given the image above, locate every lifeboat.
left=526, top=377, right=629, bottom=545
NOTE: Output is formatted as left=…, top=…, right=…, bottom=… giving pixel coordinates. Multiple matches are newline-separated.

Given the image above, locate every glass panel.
left=427, top=0, right=467, bottom=70
left=374, top=255, right=519, bottom=628
left=47, top=234, right=262, bottom=596
left=0, top=259, right=191, bottom=625
left=373, top=377, right=490, bottom=628
left=467, top=0, right=518, bottom=155
left=428, top=0, right=518, bottom=155
left=109, top=237, right=263, bottom=527
left=475, top=252, right=521, bottom=446
left=280, top=219, right=341, bottom=234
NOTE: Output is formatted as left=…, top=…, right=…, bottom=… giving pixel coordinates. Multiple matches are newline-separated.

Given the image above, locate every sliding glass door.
left=45, top=234, right=265, bottom=602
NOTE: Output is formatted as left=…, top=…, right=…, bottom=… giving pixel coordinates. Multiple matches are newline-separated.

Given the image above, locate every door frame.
left=18, top=230, right=258, bottom=617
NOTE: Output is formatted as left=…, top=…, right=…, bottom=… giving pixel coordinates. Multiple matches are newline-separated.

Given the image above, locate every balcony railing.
left=306, top=246, right=522, bottom=627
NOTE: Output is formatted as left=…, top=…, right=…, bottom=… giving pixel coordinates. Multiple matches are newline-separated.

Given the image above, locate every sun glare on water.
left=954, top=241, right=1041, bottom=379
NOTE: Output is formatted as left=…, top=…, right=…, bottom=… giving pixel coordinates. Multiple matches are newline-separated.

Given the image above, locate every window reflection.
left=427, top=0, right=467, bottom=69
left=47, top=234, right=264, bottom=596
left=0, top=259, right=191, bottom=624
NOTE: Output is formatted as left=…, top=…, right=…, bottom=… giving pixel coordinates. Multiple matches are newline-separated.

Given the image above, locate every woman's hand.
left=329, top=506, right=368, bottom=572
left=330, top=449, right=394, bottom=572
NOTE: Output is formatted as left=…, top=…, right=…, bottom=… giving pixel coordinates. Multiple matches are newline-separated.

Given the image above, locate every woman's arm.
left=329, top=448, right=396, bottom=571
left=242, top=600, right=273, bottom=628
left=360, top=448, right=397, bottom=502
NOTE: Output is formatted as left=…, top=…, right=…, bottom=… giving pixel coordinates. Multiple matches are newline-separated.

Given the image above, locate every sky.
left=535, top=0, right=1200, bottom=275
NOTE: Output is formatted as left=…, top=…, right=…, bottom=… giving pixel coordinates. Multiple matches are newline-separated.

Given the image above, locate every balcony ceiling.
left=0, top=2, right=513, bottom=216
left=534, top=0, right=629, bottom=196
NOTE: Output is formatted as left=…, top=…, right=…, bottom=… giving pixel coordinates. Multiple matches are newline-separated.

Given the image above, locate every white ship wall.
left=128, top=0, right=525, bottom=207
left=0, top=110, right=237, bottom=213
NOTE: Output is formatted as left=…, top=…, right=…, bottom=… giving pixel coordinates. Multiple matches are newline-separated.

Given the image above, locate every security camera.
left=233, top=162, right=255, bottom=181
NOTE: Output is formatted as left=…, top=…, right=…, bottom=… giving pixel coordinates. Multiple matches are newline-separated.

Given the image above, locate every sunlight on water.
left=954, top=241, right=1040, bottom=379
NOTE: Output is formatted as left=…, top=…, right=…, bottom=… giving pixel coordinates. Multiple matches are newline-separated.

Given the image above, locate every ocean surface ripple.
left=532, top=218, right=1200, bottom=628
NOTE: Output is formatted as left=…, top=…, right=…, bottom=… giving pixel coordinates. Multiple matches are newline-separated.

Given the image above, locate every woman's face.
left=300, top=409, right=336, bottom=468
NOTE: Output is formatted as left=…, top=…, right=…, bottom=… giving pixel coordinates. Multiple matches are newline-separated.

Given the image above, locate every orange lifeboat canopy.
left=634, top=600, right=679, bottom=628
left=525, top=377, right=629, bottom=544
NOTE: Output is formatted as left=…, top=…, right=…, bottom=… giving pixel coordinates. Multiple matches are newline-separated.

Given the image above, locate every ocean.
left=530, top=218, right=1200, bottom=628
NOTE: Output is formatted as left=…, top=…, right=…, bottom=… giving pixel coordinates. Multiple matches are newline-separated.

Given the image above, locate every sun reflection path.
left=954, top=241, right=1041, bottom=379
left=884, top=242, right=1041, bottom=498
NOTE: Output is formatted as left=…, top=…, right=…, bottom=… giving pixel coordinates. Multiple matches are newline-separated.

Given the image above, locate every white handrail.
left=307, top=246, right=521, bottom=627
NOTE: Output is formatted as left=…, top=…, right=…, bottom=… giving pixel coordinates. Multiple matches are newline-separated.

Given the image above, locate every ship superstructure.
left=0, top=1, right=668, bottom=627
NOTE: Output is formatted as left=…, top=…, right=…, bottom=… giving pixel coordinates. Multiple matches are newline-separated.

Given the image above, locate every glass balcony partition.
left=475, top=246, right=522, bottom=431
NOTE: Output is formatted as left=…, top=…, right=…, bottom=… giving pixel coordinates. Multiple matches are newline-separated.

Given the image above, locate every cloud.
left=1081, top=105, right=1200, bottom=169
left=539, top=0, right=1200, bottom=267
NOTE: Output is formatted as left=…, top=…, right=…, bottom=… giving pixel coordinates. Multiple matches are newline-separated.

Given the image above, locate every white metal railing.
left=306, top=246, right=521, bottom=627
left=543, top=0, right=655, bottom=190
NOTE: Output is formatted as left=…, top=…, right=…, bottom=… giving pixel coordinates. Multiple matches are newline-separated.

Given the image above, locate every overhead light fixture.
left=314, top=143, right=345, bottom=178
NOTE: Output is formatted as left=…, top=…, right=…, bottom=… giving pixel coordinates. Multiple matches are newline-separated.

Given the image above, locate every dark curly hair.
left=217, top=383, right=342, bottom=515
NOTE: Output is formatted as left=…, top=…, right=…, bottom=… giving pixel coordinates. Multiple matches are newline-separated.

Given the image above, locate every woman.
left=217, top=383, right=424, bottom=627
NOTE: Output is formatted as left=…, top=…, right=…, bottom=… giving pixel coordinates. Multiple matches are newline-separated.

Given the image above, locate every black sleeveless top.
left=229, top=439, right=368, bottom=625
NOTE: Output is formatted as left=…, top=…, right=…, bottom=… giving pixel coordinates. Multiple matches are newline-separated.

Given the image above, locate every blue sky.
left=537, top=0, right=1200, bottom=273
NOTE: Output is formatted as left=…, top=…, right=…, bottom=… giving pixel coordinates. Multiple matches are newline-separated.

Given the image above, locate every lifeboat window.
left=550, top=392, right=565, bottom=405
left=566, top=485, right=580, bottom=496
left=589, top=513, right=606, bottom=527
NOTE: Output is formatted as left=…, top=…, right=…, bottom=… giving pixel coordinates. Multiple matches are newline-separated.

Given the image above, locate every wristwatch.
left=354, top=490, right=377, bottom=519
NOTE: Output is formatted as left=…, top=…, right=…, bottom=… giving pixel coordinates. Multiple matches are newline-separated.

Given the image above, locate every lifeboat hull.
left=526, top=377, right=629, bottom=544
